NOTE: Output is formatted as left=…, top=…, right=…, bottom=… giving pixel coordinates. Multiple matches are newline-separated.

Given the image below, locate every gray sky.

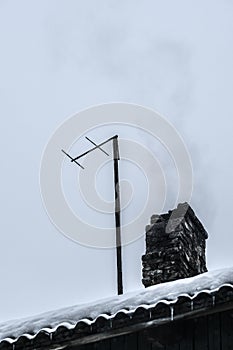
left=0, top=0, right=233, bottom=322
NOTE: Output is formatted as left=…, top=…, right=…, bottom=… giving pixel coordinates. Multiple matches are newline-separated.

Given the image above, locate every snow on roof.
left=0, top=266, right=233, bottom=343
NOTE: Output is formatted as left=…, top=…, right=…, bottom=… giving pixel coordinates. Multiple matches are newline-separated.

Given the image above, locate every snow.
left=0, top=266, right=233, bottom=343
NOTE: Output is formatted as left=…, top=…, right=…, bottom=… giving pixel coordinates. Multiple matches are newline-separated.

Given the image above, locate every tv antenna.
left=61, top=135, right=123, bottom=295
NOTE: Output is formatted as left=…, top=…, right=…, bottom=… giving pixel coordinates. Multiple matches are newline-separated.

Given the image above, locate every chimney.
left=142, top=202, right=208, bottom=287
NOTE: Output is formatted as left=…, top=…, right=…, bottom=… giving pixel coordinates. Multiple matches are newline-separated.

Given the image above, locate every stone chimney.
left=142, top=202, right=208, bottom=287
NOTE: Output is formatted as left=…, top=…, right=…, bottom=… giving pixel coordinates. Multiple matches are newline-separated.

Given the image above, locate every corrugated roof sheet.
left=0, top=267, right=233, bottom=349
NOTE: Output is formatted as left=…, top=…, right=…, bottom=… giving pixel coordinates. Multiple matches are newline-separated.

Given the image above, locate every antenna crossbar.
left=61, top=149, right=84, bottom=169
left=72, top=135, right=117, bottom=161
left=85, top=136, right=109, bottom=156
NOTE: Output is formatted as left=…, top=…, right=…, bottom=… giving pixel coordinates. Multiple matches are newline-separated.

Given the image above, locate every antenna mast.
left=62, top=135, right=123, bottom=295
left=113, top=136, right=123, bottom=295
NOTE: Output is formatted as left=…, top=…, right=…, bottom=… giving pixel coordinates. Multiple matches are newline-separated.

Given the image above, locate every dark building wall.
left=70, top=309, right=233, bottom=350
left=142, top=203, right=208, bottom=287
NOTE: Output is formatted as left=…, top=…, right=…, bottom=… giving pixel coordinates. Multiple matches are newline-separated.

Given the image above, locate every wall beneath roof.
left=68, top=309, right=233, bottom=350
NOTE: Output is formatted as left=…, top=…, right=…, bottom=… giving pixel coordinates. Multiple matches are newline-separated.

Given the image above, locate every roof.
left=1, top=267, right=233, bottom=349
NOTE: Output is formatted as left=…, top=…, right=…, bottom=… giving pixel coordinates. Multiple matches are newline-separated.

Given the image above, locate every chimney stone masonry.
left=142, top=202, right=208, bottom=287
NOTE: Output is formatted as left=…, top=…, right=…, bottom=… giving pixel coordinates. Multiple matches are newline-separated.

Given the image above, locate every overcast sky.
left=0, top=0, right=233, bottom=323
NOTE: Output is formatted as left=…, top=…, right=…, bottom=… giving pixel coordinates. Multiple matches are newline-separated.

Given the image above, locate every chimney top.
left=142, top=202, right=208, bottom=288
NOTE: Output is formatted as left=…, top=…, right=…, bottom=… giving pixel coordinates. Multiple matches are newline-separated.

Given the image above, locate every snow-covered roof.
left=1, top=267, right=233, bottom=348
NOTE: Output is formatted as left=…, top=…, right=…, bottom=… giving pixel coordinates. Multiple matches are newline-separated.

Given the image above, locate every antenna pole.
left=62, top=134, right=124, bottom=296
left=113, top=136, right=123, bottom=295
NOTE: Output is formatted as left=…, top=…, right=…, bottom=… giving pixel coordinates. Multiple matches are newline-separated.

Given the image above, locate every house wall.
left=69, top=309, right=233, bottom=350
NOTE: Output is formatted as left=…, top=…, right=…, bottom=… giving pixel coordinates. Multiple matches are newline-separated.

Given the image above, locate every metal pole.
left=62, top=134, right=124, bottom=295
left=113, top=136, right=123, bottom=295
